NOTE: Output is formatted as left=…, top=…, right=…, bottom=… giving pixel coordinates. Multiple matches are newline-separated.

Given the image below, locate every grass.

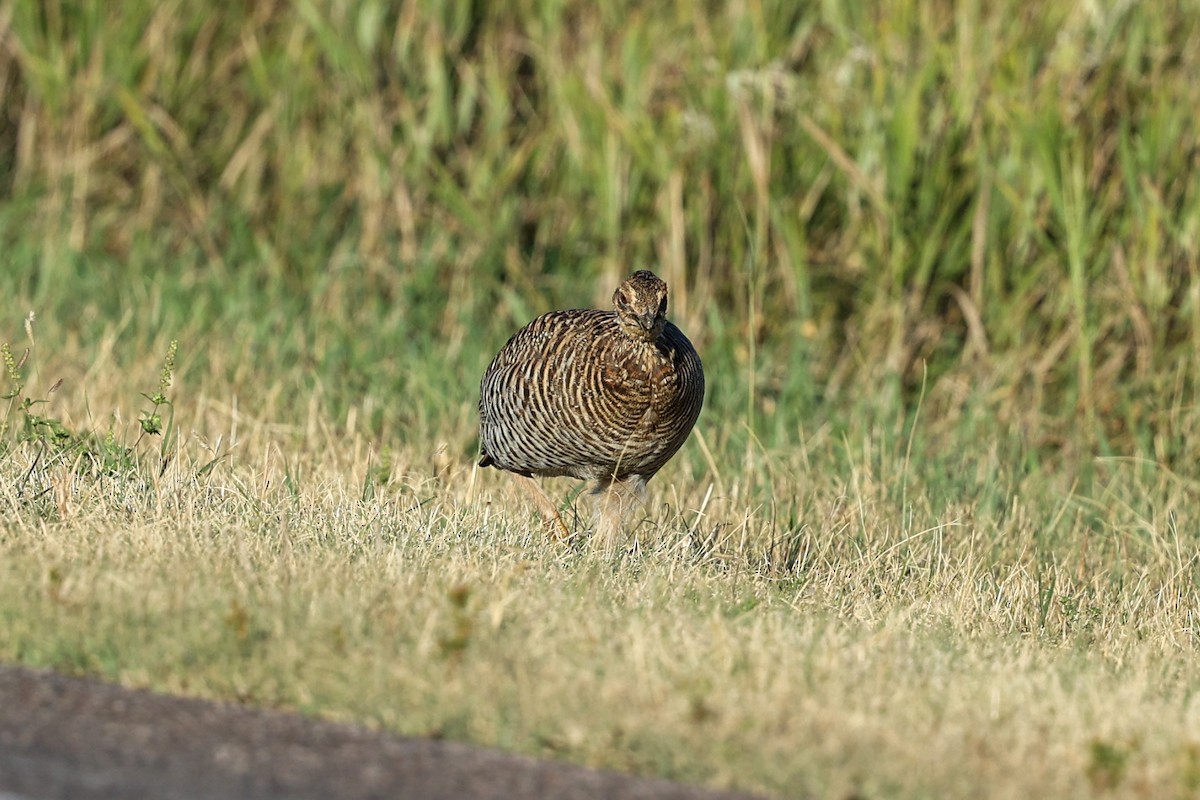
left=2, top=328, right=1199, bottom=798
left=3, top=0, right=1200, bottom=797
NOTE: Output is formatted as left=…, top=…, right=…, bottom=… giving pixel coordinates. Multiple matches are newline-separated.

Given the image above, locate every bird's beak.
left=638, top=312, right=657, bottom=331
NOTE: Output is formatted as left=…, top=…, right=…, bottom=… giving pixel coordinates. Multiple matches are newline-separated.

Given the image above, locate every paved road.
left=0, top=665, right=761, bottom=800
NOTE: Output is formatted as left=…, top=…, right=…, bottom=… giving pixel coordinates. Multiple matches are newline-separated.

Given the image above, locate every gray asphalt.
left=0, top=665, right=763, bottom=800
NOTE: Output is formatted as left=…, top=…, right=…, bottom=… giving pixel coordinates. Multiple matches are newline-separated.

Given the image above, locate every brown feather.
left=478, top=271, right=704, bottom=490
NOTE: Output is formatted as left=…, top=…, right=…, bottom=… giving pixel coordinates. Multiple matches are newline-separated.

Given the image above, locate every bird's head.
left=613, top=270, right=669, bottom=341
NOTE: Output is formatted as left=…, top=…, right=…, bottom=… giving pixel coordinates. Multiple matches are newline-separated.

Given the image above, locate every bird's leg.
left=515, top=475, right=571, bottom=540
left=591, top=477, right=647, bottom=555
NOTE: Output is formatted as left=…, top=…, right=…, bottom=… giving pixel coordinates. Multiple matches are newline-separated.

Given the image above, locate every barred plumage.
left=479, top=270, right=704, bottom=544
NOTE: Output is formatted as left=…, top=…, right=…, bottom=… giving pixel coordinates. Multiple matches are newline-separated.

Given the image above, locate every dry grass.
left=3, top=344, right=1199, bottom=800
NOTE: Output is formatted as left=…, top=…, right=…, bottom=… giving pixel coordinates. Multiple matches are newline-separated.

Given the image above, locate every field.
left=3, top=1, right=1200, bottom=797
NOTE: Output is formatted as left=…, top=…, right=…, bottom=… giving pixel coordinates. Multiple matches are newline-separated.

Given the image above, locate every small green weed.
left=1, top=330, right=182, bottom=509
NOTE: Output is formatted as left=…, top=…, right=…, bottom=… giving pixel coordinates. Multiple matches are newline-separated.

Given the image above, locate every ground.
left=0, top=665, right=760, bottom=800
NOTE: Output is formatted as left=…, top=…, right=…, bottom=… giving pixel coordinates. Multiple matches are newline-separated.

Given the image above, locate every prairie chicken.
left=478, top=270, right=705, bottom=548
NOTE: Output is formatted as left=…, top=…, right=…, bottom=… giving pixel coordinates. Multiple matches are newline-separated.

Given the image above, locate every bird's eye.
left=657, top=297, right=667, bottom=315
left=616, top=294, right=630, bottom=309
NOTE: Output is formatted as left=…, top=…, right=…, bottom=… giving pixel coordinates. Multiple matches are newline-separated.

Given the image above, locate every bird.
left=478, top=270, right=705, bottom=551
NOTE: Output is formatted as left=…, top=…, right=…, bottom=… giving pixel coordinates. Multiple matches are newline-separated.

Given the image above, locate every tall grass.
left=2, top=0, right=1198, bottom=466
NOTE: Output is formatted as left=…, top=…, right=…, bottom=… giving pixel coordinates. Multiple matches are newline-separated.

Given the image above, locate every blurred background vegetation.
left=2, top=0, right=1199, bottom=488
